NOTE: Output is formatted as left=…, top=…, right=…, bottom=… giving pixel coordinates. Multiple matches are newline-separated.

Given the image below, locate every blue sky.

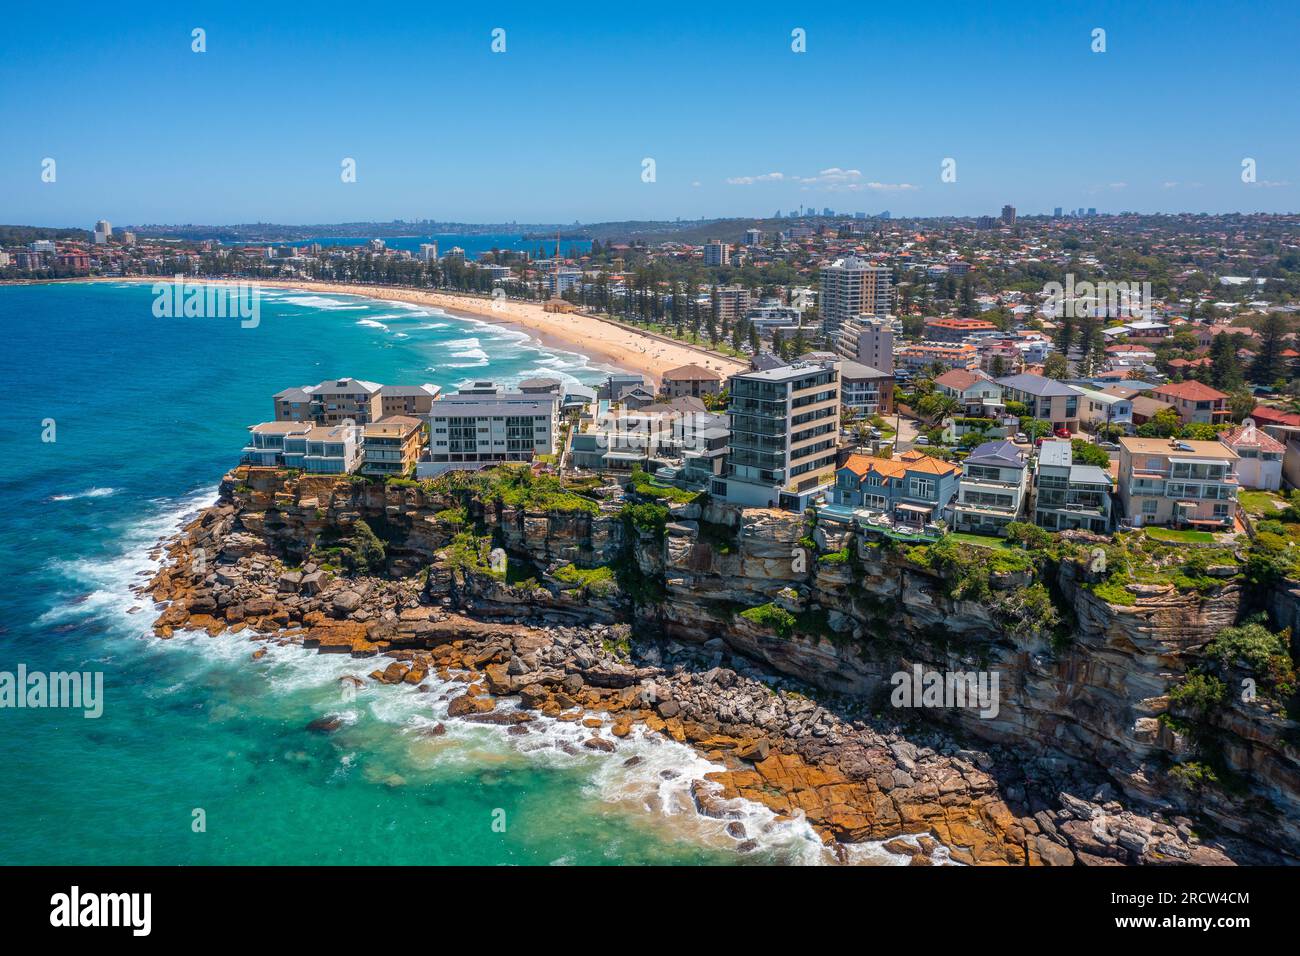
left=1, top=0, right=1296, bottom=226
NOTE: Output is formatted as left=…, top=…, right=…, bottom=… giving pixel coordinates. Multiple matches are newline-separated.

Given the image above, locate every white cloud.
left=725, top=172, right=785, bottom=185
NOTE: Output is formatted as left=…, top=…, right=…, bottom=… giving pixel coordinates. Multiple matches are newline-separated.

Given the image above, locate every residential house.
left=1075, top=387, right=1133, bottom=433
left=1150, top=381, right=1231, bottom=426
left=995, top=373, right=1083, bottom=433
left=1033, top=440, right=1113, bottom=533
left=1218, top=420, right=1284, bottom=491
left=660, top=364, right=724, bottom=399
left=950, top=439, right=1028, bottom=535
left=1117, top=437, right=1238, bottom=529
left=1130, top=395, right=1175, bottom=426
left=934, top=369, right=1003, bottom=412
left=832, top=450, right=961, bottom=529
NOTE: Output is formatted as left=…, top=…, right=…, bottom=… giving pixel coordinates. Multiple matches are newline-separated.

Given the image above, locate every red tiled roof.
left=1152, top=381, right=1228, bottom=402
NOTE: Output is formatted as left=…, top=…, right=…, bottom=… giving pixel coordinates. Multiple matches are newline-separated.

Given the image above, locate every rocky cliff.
left=143, top=466, right=1298, bottom=864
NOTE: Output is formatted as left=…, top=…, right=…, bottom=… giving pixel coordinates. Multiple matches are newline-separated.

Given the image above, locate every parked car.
left=1098, top=441, right=1120, bottom=452
left=1054, top=427, right=1071, bottom=439
left=1014, top=432, right=1028, bottom=443
left=914, top=436, right=931, bottom=446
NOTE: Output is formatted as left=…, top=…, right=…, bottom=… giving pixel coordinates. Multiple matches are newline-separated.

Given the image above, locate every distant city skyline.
left=2, top=0, right=1297, bottom=226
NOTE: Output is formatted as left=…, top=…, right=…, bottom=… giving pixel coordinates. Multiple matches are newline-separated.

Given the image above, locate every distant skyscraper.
left=819, top=257, right=892, bottom=334
left=1053, top=207, right=1063, bottom=218
left=419, top=242, right=439, bottom=263
left=93, top=219, right=111, bottom=244
left=1087, top=207, right=1097, bottom=216
left=703, top=239, right=730, bottom=267
left=744, top=229, right=762, bottom=246
left=1000, top=205, right=1016, bottom=226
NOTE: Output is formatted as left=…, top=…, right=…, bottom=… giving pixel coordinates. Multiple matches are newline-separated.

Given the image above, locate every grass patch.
left=1145, top=527, right=1215, bottom=544
left=739, top=602, right=796, bottom=638
left=949, top=531, right=1015, bottom=550
left=1239, top=490, right=1285, bottom=517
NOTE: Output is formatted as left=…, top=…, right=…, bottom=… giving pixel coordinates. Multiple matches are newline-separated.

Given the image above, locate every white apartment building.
left=93, top=220, right=111, bottom=245
left=703, top=239, right=730, bottom=267
left=418, top=383, right=558, bottom=476
left=819, top=257, right=891, bottom=335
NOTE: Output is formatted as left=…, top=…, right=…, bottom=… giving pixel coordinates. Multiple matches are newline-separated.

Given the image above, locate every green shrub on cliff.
left=1169, top=672, right=1228, bottom=716
left=552, top=563, right=617, bottom=596
left=1206, top=619, right=1297, bottom=702
left=739, top=602, right=796, bottom=638
left=621, top=501, right=669, bottom=540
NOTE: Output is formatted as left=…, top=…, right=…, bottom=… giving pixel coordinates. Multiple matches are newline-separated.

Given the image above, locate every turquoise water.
left=0, top=282, right=855, bottom=866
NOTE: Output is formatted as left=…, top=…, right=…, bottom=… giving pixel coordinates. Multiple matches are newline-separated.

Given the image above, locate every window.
left=909, top=477, right=935, bottom=499
left=1141, top=499, right=1158, bottom=515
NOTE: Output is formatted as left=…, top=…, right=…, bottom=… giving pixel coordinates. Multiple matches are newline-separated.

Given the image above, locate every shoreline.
left=53, top=276, right=748, bottom=387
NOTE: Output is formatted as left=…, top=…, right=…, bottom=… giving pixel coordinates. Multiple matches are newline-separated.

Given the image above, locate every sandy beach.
left=278, top=281, right=746, bottom=385
left=70, top=277, right=745, bottom=386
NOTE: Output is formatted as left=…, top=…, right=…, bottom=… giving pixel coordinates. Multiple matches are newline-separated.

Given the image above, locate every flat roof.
left=1119, top=437, right=1238, bottom=460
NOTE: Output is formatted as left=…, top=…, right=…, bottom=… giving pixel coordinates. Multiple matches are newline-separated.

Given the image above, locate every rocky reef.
left=140, top=465, right=1300, bottom=865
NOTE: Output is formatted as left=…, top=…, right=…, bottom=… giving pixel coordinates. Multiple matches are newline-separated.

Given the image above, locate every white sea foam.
left=41, top=485, right=219, bottom=633
left=48, top=487, right=117, bottom=502
left=356, top=318, right=390, bottom=331
left=280, top=295, right=368, bottom=311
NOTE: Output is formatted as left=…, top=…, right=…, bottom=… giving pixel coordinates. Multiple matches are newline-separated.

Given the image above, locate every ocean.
left=0, top=282, right=904, bottom=865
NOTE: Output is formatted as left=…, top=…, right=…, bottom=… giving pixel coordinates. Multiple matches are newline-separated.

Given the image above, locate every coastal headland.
left=138, top=464, right=1294, bottom=865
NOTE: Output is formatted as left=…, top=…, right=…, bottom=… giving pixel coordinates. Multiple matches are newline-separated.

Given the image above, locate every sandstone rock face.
left=140, top=467, right=1295, bottom=864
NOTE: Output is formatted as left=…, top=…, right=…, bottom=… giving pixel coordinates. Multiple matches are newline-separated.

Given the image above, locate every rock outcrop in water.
left=142, top=466, right=1299, bottom=864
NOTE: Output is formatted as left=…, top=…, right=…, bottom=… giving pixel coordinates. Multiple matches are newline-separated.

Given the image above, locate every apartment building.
left=1033, top=440, right=1113, bottom=533
left=832, top=450, right=961, bottom=529
left=660, top=364, right=723, bottom=399
left=819, top=257, right=892, bottom=335
left=715, top=285, right=752, bottom=323
left=360, top=416, right=426, bottom=477
left=896, top=343, right=980, bottom=373
left=923, top=317, right=999, bottom=343
left=996, top=374, right=1083, bottom=433
left=703, top=239, right=730, bottom=267
left=839, top=360, right=894, bottom=417
left=1117, top=437, right=1238, bottom=529
left=714, top=360, right=841, bottom=510
left=379, top=384, right=442, bottom=418
left=418, top=383, right=559, bottom=477
left=950, top=439, right=1028, bottom=535
left=242, top=421, right=312, bottom=467
left=834, top=313, right=895, bottom=372
left=284, top=424, right=364, bottom=474
left=1150, top=381, right=1232, bottom=426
